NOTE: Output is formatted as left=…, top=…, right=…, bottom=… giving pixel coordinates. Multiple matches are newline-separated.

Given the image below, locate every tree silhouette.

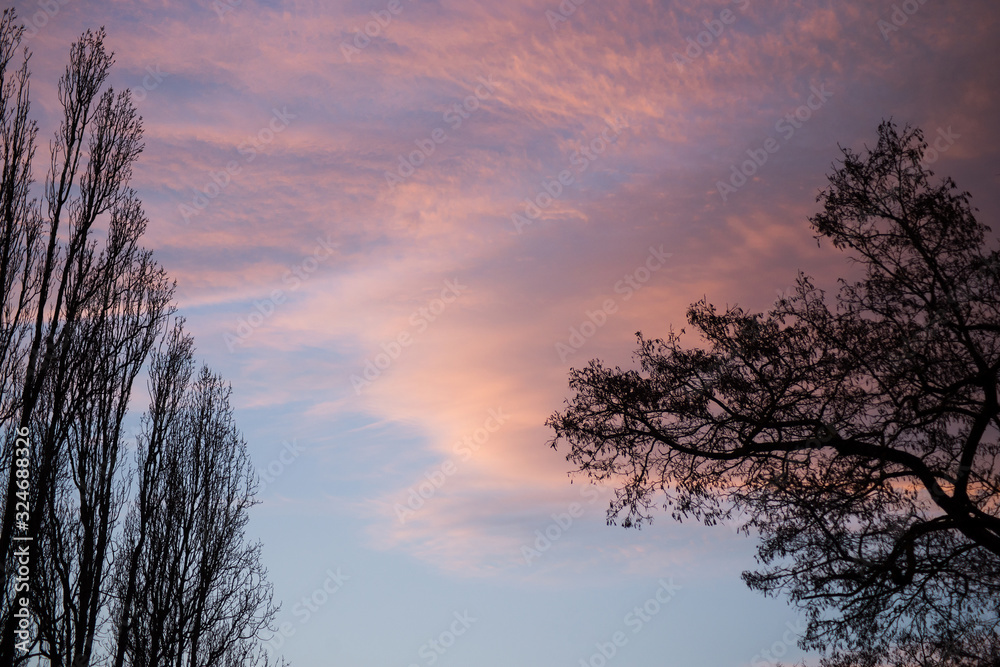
left=0, top=16, right=172, bottom=663
left=111, top=320, right=280, bottom=667
left=547, top=121, right=1000, bottom=665
left=0, top=11, right=284, bottom=666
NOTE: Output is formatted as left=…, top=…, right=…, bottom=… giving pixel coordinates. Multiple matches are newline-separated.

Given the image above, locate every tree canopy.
left=547, top=120, right=1000, bottom=666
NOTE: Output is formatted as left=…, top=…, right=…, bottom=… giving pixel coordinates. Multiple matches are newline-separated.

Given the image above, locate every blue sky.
left=12, top=0, right=1000, bottom=664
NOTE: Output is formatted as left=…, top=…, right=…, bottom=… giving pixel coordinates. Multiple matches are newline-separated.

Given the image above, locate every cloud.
left=21, top=0, right=1000, bottom=582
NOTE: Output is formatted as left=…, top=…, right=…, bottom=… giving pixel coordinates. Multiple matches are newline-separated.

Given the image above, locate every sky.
left=11, top=0, right=1000, bottom=665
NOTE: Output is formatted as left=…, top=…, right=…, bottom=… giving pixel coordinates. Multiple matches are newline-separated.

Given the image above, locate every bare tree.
left=0, top=15, right=173, bottom=663
left=111, top=319, right=281, bottom=667
left=0, top=12, right=284, bottom=667
left=0, top=9, right=37, bottom=428
left=31, top=201, right=171, bottom=666
left=547, top=121, right=1000, bottom=665
left=111, top=319, right=195, bottom=667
